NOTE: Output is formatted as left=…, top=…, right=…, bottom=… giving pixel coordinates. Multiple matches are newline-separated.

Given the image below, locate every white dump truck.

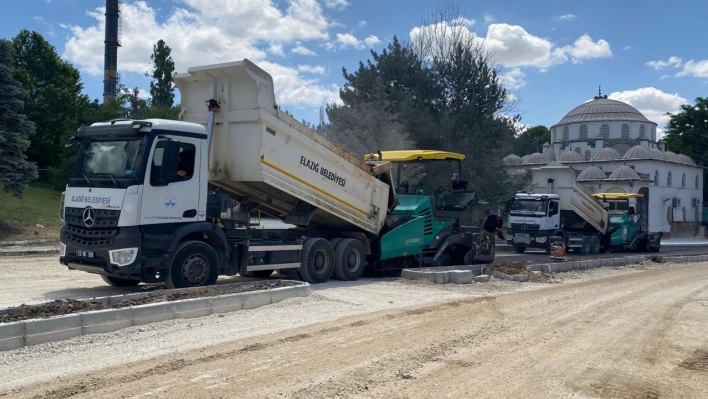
left=58, top=59, right=492, bottom=288
left=506, top=164, right=661, bottom=254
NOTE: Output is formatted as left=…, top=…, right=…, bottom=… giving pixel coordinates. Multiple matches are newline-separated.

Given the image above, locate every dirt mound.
left=488, top=260, right=534, bottom=275
left=0, top=280, right=295, bottom=324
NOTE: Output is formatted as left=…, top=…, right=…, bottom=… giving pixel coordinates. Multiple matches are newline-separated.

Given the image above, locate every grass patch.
left=0, top=183, right=63, bottom=242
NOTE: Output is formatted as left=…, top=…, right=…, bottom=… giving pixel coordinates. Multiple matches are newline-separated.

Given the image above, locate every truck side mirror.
left=159, top=140, right=181, bottom=184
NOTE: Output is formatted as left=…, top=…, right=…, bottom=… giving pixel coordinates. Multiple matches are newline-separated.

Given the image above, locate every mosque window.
left=668, top=171, right=672, bottom=187
left=654, top=171, right=659, bottom=186
left=579, top=124, right=588, bottom=140
left=600, top=124, right=610, bottom=140
left=563, top=126, right=569, bottom=141
left=552, top=128, right=556, bottom=142
left=697, top=175, right=700, bottom=189
left=574, top=148, right=581, bottom=155
left=621, top=124, right=630, bottom=139
left=584, top=150, right=591, bottom=161
left=667, top=207, right=672, bottom=222
left=682, top=173, right=686, bottom=188
left=639, top=125, right=646, bottom=138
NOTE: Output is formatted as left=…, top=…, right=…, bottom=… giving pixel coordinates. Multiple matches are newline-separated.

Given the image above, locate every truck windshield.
left=73, top=137, right=147, bottom=178
left=510, top=199, right=547, bottom=216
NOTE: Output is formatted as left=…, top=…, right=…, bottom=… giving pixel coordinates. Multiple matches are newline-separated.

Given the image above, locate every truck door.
left=140, top=137, right=202, bottom=225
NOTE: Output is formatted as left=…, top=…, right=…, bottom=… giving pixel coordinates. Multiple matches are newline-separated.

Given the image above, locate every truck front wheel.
left=166, top=241, right=220, bottom=289
left=299, top=238, right=334, bottom=284
left=101, top=275, right=140, bottom=287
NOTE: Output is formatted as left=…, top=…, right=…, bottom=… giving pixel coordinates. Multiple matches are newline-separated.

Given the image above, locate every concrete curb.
left=401, top=265, right=490, bottom=285
left=492, top=271, right=529, bottom=282
left=0, top=239, right=57, bottom=247
left=0, top=282, right=310, bottom=352
left=0, top=247, right=59, bottom=257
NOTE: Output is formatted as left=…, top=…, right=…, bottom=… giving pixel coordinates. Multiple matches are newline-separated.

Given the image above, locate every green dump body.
left=378, top=194, right=453, bottom=261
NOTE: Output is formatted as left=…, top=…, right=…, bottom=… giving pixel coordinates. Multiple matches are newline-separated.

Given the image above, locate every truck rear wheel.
left=299, top=238, right=334, bottom=284
left=100, top=275, right=140, bottom=287
left=333, top=239, right=365, bottom=281
left=590, top=236, right=601, bottom=254
left=166, top=241, right=220, bottom=289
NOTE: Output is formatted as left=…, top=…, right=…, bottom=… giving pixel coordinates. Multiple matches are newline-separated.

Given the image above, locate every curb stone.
left=0, top=239, right=57, bottom=247
left=0, top=282, right=310, bottom=352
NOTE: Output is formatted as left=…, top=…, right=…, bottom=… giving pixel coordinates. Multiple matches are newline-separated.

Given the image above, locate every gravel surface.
left=1, top=255, right=707, bottom=398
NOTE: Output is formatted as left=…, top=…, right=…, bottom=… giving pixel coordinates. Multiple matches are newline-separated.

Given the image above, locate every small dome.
left=546, top=160, right=564, bottom=167
left=677, top=154, right=696, bottom=165
left=623, top=145, right=655, bottom=160
left=663, top=151, right=681, bottom=163
left=577, top=166, right=607, bottom=181
left=558, top=151, right=584, bottom=162
left=609, top=143, right=634, bottom=157
left=521, top=154, right=530, bottom=162
left=503, top=154, right=522, bottom=165
left=607, top=165, right=640, bottom=181
left=521, top=152, right=550, bottom=165
left=650, top=148, right=666, bottom=161
left=543, top=148, right=555, bottom=161
left=592, top=147, right=622, bottom=162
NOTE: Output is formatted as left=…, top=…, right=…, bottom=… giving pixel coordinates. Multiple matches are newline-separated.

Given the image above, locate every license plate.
left=516, top=234, right=530, bottom=244
left=76, top=250, right=94, bottom=258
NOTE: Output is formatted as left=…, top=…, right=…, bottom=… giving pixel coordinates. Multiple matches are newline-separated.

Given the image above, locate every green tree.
left=0, top=39, right=38, bottom=198
left=11, top=30, right=84, bottom=168
left=512, top=125, right=551, bottom=156
left=146, top=39, right=175, bottom=108
left=664, top=97, right=708, bottom=200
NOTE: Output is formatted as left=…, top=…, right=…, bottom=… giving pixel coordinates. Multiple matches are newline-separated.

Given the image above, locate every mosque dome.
left=577, top=166, right=607, bottom=181
left=558, top=151, right=584, bottom=163
left=591, top=147, right=622, bottom=162
left=521, top=152, right=550, bottom=165
left=502, top=154, right=522, bottom=166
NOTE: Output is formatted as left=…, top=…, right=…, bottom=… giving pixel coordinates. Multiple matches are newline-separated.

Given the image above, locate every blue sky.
left=2, top=0, right=707, bottom=136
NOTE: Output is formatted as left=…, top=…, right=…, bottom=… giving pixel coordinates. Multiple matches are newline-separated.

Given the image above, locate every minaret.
left=103, top=0, right=121, bottom=104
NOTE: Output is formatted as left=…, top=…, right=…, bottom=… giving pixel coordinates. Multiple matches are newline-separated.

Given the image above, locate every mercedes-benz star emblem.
left=83, top=207, right=96, bottom=227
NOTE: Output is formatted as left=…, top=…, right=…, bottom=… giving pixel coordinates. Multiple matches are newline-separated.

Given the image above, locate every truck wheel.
left=333, top=239, right=366, bottom=281
left=298, top=238, right=334, bottom=284
left=166, top=241, right=220, bottom=289
left=250, top=270, right=274, bottom=278
left=590, top=236, right=601, bottom=254
left=513, top=245, right=526, bottom=253
left=100, top=275, right=140, bottom=287
left=579, top=237, right=591, bottom=255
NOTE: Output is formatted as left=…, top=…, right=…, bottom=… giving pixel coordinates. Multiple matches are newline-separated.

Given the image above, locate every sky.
left=2, top=0, right=707, bottom=138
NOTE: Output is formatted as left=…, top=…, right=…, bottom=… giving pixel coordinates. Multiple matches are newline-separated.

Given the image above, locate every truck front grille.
left=510, top=223, right=540, bottom=231
left=64, top=207, right=120, bottom=247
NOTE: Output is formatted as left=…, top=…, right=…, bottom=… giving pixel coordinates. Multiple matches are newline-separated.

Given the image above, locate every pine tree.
left=146, top=39, right=176, bottom=107
left=0, top=39, right=38, bottom=198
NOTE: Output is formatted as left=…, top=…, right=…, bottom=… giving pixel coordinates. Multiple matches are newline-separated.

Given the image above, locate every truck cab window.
left=150, top=141, right=196, bottom=185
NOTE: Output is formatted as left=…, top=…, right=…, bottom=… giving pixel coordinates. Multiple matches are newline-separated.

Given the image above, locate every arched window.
left=563, top=126, right=569, bottom=141
left=654, top=171, right=659, bottom=186
left=682, top=173, right=686, bottom=188
left=668, top=171, right=672, bottom=187
left=579, top=124, right=588, bottom=140
left=639, top=125, right=646, bottom=138
left=667, top=206, right=672, bottom=222
left=621, top=123, right=630, bottom=139
left=552, top=129, right=556, bottom=142
left=600, top=124, right=610, bottom=140
left=584, top=150, right=591, bottom=161
left=697, top=175, right=700, bottom=189
left=575, top=147, right=581, bottom=155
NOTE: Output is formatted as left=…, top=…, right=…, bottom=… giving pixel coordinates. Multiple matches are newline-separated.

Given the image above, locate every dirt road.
left=2, top=261, right=707, bottom=398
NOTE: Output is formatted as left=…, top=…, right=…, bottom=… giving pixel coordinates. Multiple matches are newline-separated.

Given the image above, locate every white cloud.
left=559, top=34, right=611, bottom=64
left=646, top=56, right=682, bottom=70
left=607, top=87, right=688, bottom=128
left=484, top=15, right=494, bottom=23
left=357, top=21, right=367, bottom=28
left=500, top=68, right=527, bottom=89
left=34, top=15, right=43, bottom=21
left=61, top=1, right=339, bottom=110
left=623, top=45, right=631, bottom=51
left=677, top=59, right=708, bottom=78
left=364, top=35, right=380, bottom=47
left=292, top=42, right=317, bottom=56
left=557, top=14, right=577, bottom=21
left=268, top=43, right=284, bottom=56
left=323, top=0, right=350, bottom=10
left=297, top=64, right=326, bottom=75
left=411, top=23, right=611, bottom=70
left=335, top=33, right=364, bottom=50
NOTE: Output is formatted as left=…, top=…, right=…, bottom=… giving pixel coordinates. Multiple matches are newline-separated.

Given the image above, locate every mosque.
left=503, top=90, right=704, bottom=238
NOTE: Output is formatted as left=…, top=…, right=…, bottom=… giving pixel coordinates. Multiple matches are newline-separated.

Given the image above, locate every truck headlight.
left=60, top=191, right=65, bottom=221
left=536, top=236, right=547, bottom=244
left=109, top=248, right=138, bottom=266
left=59, top=243, right=66, bottom=257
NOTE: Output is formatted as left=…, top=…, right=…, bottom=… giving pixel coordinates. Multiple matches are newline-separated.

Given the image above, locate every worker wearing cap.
left=481, top=213, right=506, bottom=241
left=450, top=173, right=466, bottom=193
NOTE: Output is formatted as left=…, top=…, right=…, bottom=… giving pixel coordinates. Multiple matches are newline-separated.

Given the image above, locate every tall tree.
left=0, top=39, right=38, bottom=198
left=11, top=30, right=84, bottom=168
left=664, top=97, right=708, bottom=199
left=512, top=125, right=551, bottom=156
left=146, top=39, right=176, bottom=107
